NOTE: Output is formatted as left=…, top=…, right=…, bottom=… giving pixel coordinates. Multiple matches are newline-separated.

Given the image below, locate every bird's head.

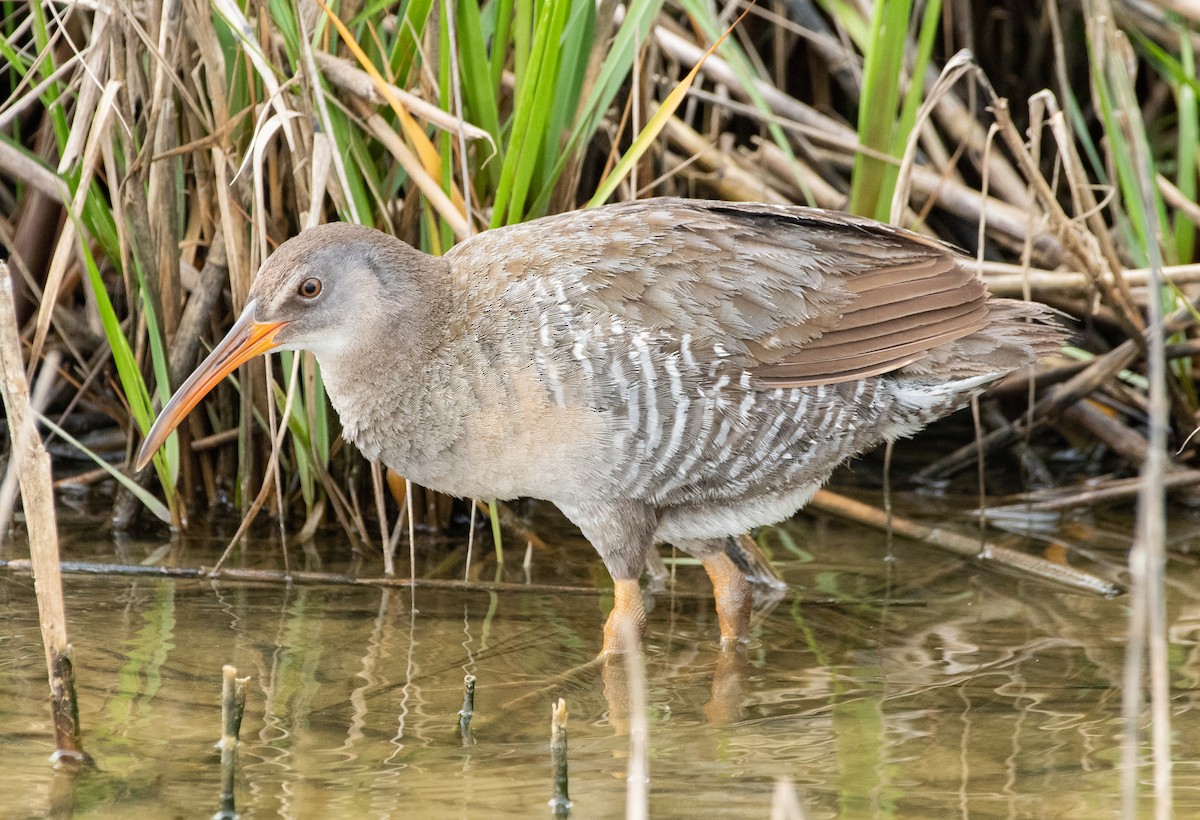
left=135, top=223, right=440, bottom=471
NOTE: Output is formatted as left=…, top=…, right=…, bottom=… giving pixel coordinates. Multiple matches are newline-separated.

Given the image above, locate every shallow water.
left=3, top=480, right=1200, bottom=818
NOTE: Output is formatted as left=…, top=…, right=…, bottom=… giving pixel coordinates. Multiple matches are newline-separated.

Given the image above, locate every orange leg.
left=702, top=552, right=752, bottom=647
left=603, top=578, right=646, bottom=654
left=385, top=469, right=408, bottom=507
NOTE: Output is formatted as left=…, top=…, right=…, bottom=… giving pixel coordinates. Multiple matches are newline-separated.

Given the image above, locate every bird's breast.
left=321, top=342, right=617, bottom=502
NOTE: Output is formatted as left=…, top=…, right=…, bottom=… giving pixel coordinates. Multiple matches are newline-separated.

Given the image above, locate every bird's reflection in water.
left=600, top=578, right=785, bottom=733
left=704, top=649, right=750, bottom=725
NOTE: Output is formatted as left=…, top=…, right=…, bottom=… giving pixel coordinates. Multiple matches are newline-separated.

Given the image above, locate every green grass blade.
left=455, top=0, right=503, bottom=189
left=588, top=5, right=745, bottom=208
left=537, top=1, right=594, bottom=194
left=528, top=0, right=664, bottom=216
left=1169, top=18, right=1197, bottom=264
left=77, top=224, right=177, bottom=503
left=491, top=0, right=572, bottom=226
left=848, top=0, right=912, bottom=218
left=677, top=0, right=818, bottom=206
left=36, top=412, right=171, bottom=524
left=488, top=0, right=516, bottom=96
left=488, top=499, right=504, bottom=564
left=884, top=0, right=940, bottom=222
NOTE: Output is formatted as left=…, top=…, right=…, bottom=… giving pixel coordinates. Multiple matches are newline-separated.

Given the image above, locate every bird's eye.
left=298, top=278, right=322, bottom=299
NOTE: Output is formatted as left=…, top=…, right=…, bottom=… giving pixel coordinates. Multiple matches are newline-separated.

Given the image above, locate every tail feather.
left=898, top=298, right=1069, bottom=379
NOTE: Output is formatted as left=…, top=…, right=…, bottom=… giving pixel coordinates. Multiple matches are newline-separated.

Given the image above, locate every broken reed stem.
left=0, top=263, right=87, bottom=769
left=549, top=698, right=571, bottom=817
left=808, top=489, right=1121, bottom=597
left=215, top=664, right=249, bottom=820
left=459, top=674, right=476, bottom=744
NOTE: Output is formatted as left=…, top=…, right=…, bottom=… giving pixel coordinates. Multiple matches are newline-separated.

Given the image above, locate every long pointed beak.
left=136, top=300, right=286, bottom=471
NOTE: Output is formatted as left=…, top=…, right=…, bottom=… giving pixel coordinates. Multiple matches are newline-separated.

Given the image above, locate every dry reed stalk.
left=653, top=20, right=854, bottom=145
left=749, top=137, right=847, bottom=209
left=1158, top=175, right=1200, bottom=228
left=28, top=79, right=120, bottom=371
left=295, top=39, right=492, bottom=142
left=1003, top=470, right=1200, bottom=513
left=0, top=347, right=58, bottom=538
left=0, top=263, right=86, bottom=768
left=804, top=145, right=1063, bottom=262
left=354, top=100, right=471, bottom=239
left=923, top=68, right=1027, bottom=208
left=0, top=139, right=70, bottom=203
left=210, top=353, right=305, bottom=572
left=808, top=489, right=1121, bottom=596
left=890, top=50, right=976, bottom=227
left=1057, top=400, right=1200, bottom=502
left=770, top=778, right=806, bottom=820
left=1092, top=8, right=1175, bottom=815
left=371, top=460, right=393, bottom=574
left=663, top=116, right=793, bottom=204
left=0, top=552, right=969, bottom=611
left=981, top=261, right=1200, bottom=296
left=991, top=98, right=1146, bottom=340
left=621, top=618, right=649, bottom=820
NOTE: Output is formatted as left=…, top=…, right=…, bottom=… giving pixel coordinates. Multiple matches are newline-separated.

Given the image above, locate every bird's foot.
left=702, top=552, right=753, bottom=646
left=602, top=578, right=646, bottom=654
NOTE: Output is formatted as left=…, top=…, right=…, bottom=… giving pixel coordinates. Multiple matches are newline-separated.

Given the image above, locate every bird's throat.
left=316, top=334, right=470, bottom=486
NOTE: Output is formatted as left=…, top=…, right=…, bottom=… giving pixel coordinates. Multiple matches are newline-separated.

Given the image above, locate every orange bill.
left=135, top=300, right=286, bottom=471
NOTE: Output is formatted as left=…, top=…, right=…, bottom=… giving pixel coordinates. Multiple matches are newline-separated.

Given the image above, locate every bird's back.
left=441, top=199, right=1063, bottom=513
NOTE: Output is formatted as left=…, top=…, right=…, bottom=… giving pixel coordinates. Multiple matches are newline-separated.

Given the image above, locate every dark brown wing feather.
left=740, top=226, right=989, bottom=386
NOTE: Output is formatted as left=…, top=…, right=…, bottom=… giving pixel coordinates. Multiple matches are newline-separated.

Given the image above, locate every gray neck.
left=319, top=336, right=471, bottom=480
left=315, top=265, right=467, bottom=478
